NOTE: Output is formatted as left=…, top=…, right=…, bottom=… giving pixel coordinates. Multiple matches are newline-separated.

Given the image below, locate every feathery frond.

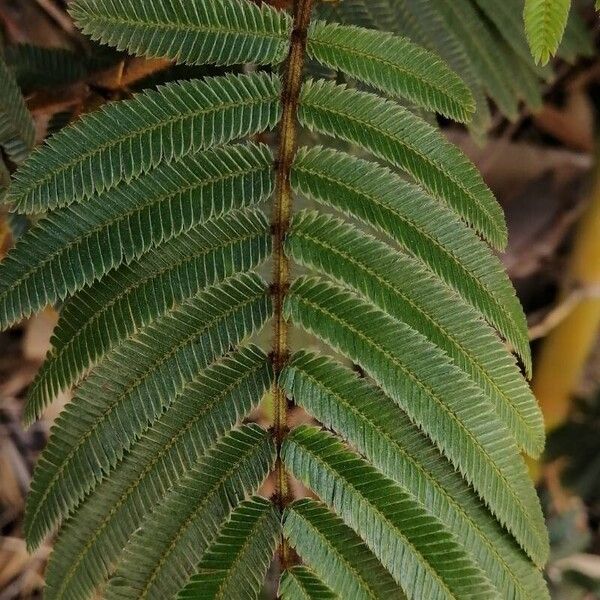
left=284, top=277, right=547, bottom=565
left=298, top=78, right=507, bottom=249
left=286, top=210, right=542, bottom=455
left=290, top=146, right=531, bottom=374
left=25, top=209, right=272, bottom=424
left=306, top=20, right=475, bottom=122
left=432, top=0, right=522, bottom=119
left=324, top=0, right=591, bottom=131
left=70, top=0, right=292, bottom=66
left=284, top=498, right=404, bottom=599
left=281, top=352, right=549, bottom=599
left=279, top=567, right=338, bottom=600
left=283, top=426, right=495, bottom=600
left=322, top=0, right=494, bottom=135
left=0, top=142, right=274, bottom=330
left=0, top=0, right=549, bottom=597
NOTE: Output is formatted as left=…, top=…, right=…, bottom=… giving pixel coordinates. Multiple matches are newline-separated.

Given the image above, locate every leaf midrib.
left=77, top=11, right=289, bottom=42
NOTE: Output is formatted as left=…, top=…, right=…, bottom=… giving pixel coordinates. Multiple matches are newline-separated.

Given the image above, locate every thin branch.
left=528, top=283, right=600, bottom=341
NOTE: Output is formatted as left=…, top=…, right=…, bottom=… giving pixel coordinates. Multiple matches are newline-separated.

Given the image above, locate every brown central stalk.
left=270, top=0, right=314, bottom=573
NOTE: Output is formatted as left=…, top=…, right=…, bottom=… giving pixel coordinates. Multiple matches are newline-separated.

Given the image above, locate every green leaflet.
left=5, top=44, right=88, bottom=91
left=71, top=0, right=292, bottom=67
left=284, top=499, right=404, bottom=599
left=306, top=20, right=474, bottom=122
left=433, top=0, right=520, bottom=119
left=286, top=210, right=543, bottom=456
left=279, top=567, right=338, bottom=600
left=45, top=347, right=273, bottom=600
left=0, top=52, right=35, bottom=163
left=323, top=0, right=590, bottom=128
left=9, top=72, right=281, bottom=213
left=298, top=78, right=507, bottom=249
left=524, top=0, right=571, bottom=64
left=425, top=0, right=541, bottom=111
left=489, top=30, right=543, bottom=112
left=283, top=426, right=495, bottom=600
left=0, top=142, right=274, bottom=330
left=284, top=277, right=548, bottom=566
left=25, top=209, right=272, bottom=424
left=281, top=352, right=549, bottom=600
left=104, top=424, right=275, bottom=600
left=291, top=146, right=532, bottom=375
left=178, top=496, right=280, bottom=600
left=471, top=0, right=549, bottom=74
left=24, top=273, right=271, bottom=550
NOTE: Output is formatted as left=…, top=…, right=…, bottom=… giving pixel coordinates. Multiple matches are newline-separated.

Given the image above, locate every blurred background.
left=1, top=0, right=600, bottom=598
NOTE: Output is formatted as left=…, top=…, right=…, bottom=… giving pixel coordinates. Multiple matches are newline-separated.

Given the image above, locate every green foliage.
left=70, top=0, right=292, bottom=66
left=44, top=347, right=273, bottom=600
left=285, top=212, right=542, bottom=454
left=298, top=79, right=507, bottom=249
left=282, top=425, right=495, bottom=599
left=10, top=73, right=281, bottom=214
left=283, top=498, right=404, bottom=598
left=26, top=209, right=272, bottom=425
left=4, top=44, right=88, bottom=91
left=0, top=0, right=551, bottom=598
left=24, top=273, right=272, bottom=549
left=177, top=496, right=281, bottom=600
left=279, top=566, right=338, bottom=599
left=524, top=0, right=572, bottom=64
left=283, top=277, right=546, bottom=566
left=0, top=158, right=9, bottom=201
left=306, top=21, right=475, bottom=123
left=290, top=146, right=531, bottom=374
left=105, top=424, right=275, bottom=599
left=324, top=0, right=592, bottom=134
left=280, top=352, right=547, bottom=599
left=0, top=49, right=35, bottom=167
